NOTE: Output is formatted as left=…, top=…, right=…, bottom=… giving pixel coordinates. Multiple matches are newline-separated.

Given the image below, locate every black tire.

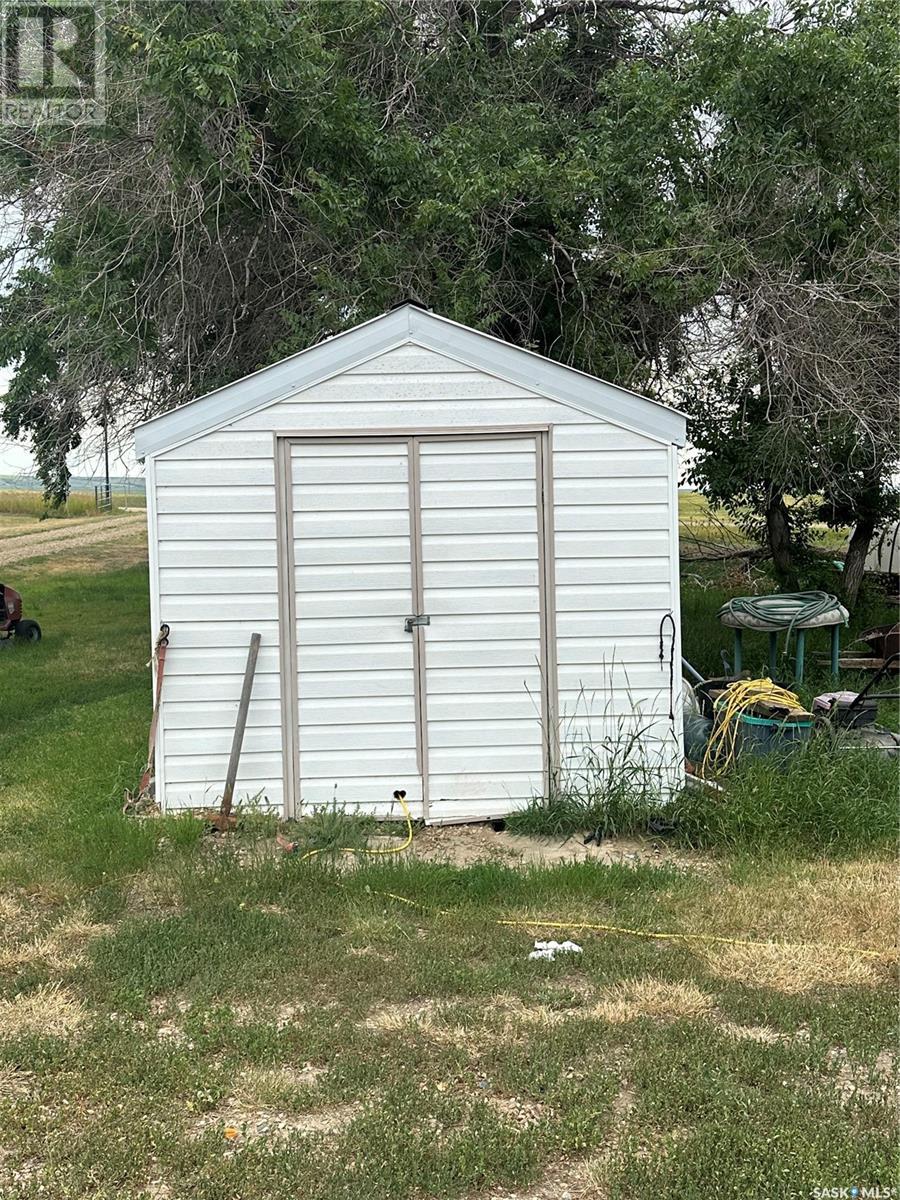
left=15, top=619, right=41, bottom=643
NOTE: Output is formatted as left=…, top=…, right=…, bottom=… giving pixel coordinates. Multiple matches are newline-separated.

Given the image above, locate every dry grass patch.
left=363, top=998, right=468, bottom=1044
left=156, top=1019, right=191, bottom=1045
left=489, top=1156, right=606, bottom=1200
left=484, top=1095, right=549, bottom=1128
left=717, top=1020, right=798, bottom=1045
left=348, top=943, right=397, bottom=961
left=0, top=983, right=85, bottom=1039
left=668, top=858, right=898, bottom=993
left=591, top=977, right=713, bottom=1024
left=492, top=993, right=567, bottom=1032
left=488, top=1081, right=637, bottom=1199
left=0, top=1153, right=44, bottom=1192
left=0, top=891, right=24, bottom=926
left=824, top=1047, right=896, bottom=1107
left=191, top=1101, right=360, bottom=1144
left=149, top=993, right=191, bottom=1017
left=231, top=999, right=307, bottom=1030
left=701, top=940, right=886, bottom=993
left=144, top=1181, right=173, bottom=1200
left=125, top=871, right=183, bottom=918
left=30, top=535, right=149, bottom=575
left=365, top=994, right=578, bottom=1055
left=677, top=859, right=897, bottom=961
left=0, top=1065, right=33, bottom=1098
left=0, top=904, right=112, bottom=971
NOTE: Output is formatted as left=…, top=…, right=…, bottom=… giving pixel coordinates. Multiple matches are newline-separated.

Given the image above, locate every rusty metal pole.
left=221, top=633, right=261, bottom=820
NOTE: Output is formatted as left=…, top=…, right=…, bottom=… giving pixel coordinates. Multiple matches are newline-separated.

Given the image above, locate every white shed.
left=134, top=304, right=686, bottom=823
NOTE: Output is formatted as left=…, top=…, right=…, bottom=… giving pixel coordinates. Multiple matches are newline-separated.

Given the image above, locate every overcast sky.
left=0, top=364, right=142, bottom=481
left=0, top=204, right=145, bottom=482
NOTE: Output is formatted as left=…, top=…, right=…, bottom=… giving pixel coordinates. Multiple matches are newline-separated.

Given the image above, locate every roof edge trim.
left=134, top=305, right=685, bottom=457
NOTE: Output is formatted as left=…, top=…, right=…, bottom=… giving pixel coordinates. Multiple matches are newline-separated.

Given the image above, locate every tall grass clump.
left=282, top=791, right=378, bottom=857
left=672, top=740, right=898, bottom=855
left=508, top=693, right=670, bottom=838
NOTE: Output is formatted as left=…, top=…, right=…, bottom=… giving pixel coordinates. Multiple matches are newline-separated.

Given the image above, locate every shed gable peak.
left=134, top=304, right=685, bottom=458
left=343, top=341, right=509, bottom=382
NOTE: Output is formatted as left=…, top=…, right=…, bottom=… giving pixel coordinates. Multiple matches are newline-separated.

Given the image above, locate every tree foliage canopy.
left=0, top=0, right=896, bottom=550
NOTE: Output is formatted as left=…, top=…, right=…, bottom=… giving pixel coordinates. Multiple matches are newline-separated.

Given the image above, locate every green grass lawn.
left=0, top=556, right=896, bottom=1199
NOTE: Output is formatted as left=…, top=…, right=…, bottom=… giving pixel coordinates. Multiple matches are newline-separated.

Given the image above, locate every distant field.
left=678, top=491, right=848, bottom=554
left=0, top=489, right=146, bottom=521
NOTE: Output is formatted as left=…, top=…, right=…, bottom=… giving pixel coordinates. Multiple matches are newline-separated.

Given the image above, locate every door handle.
left=404, top=615, right=430, bottom=633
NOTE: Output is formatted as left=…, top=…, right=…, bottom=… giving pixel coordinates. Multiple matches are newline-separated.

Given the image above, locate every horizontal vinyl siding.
left=150, top=341, right=681, bottom=816
left=291, top=440, right=423, bottom=816
left=162, top=431, right=274, bottom=460
left=240, top=399, right=570, bottom=429
left=157, top=514, right=276, bottom=541
left=155, top=459, right=275, bottom=487
left=421, top=436, right=544, bottom=819
left=157, top=486, right=275, bottom=514
left=230, top=346, right=571, bottom=435
left=344, top=346, right=469, bottom=374
left=160, top=595, right=280, bottom=624
left=164, top=674, right=282, bottom=702
left=551, top=422, right=680, bottom=793
left=158, top=541, right=278, bottom=568
left=152, top=428, right=284, bottom=811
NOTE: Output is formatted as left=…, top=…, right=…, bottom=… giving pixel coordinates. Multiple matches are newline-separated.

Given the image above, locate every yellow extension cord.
left=291, top=792, right=891, bottom=963
left=372, top=888, right=892, bottom=962
left=701, top=677, right=806, bottom=778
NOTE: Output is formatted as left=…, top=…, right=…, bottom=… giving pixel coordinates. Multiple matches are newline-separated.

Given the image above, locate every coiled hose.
left=701, top=677, right=805, bottom=777
left=717, top=592, right=847, bottom=645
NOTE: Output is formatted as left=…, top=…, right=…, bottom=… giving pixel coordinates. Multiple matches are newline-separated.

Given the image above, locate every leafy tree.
left=0, top=0, right=895, bottom=593
left=681, top=359, right=898, bottom=602
left=677, top=0, right=899, bottom=603
left=0, top=0, right=713, bottom=499
left=679, top=363, right=817, bottom=587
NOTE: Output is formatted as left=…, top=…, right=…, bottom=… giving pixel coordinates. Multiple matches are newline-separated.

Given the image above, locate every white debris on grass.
left=528, top=939, right=583, bottom=962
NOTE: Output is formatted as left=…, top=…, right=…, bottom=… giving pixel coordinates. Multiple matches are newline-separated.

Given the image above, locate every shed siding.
left=292, top=440, right=423, bottom=816
left=149, top=342, right=681, bottom=813
left=552, top=423, right=681, bottom=787
left=420, top=436, right=545, bottom=821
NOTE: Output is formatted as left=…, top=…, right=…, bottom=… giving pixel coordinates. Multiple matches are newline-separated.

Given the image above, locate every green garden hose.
left=717, top=591, right=847, bottom=646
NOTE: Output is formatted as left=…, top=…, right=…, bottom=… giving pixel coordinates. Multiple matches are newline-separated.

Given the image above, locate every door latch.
left=404, top=615, right=431, bottom=633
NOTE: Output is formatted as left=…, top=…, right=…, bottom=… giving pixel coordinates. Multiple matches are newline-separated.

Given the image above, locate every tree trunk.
left=766, top=495, right=796, bottom=586
left=841, top=513, right=876, bottom=609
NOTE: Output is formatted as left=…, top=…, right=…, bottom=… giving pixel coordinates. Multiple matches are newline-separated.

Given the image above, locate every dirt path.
left=377, top=823, right=715, bottom=873
left=0, top=514, right=146, bottom=566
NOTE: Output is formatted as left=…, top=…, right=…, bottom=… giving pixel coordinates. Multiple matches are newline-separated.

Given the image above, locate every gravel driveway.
left=0, top=514, right=146, bottom=566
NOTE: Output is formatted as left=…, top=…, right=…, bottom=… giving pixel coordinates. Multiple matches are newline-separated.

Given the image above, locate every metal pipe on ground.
left=215, top=632, right=262, bottom=829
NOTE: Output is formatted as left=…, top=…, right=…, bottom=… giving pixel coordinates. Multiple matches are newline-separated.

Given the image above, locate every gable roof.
left=133, top=304, right=685, bottom=458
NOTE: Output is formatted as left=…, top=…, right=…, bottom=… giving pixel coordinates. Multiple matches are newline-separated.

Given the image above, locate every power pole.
left=102, top=400, right=111, bottom=509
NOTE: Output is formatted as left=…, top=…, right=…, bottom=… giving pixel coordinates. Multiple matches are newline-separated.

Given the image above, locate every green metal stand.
left=795, top=630, right=806, bottom=682
left=732, top=623, right=841, bottom=682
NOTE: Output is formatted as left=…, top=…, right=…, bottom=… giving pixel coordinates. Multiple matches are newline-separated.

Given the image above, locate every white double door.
left=290, top=433, right=548, bottom=822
